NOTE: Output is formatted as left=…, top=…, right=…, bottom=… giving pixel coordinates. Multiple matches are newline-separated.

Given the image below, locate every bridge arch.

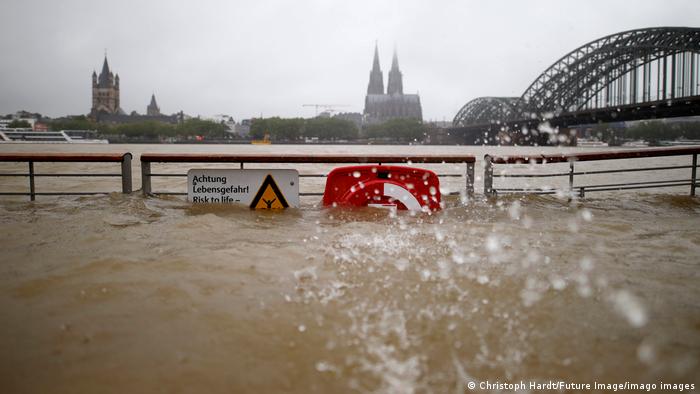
left=452, top=97, right=521, bottom=126
left=454, top=27, right=700, bottom=127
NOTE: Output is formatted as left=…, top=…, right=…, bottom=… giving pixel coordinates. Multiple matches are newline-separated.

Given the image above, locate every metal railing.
left=140, top=153, right=476, bottom=197
left=0, top=153, right=132, bottom=200
left=2, top=148, right=698, bottom=201
left=484, top=146, right=700, bottom=197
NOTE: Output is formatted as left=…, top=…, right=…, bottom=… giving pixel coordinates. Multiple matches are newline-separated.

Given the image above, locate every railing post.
left=28, top=161, right=35, bottom=201
left=569, top=160, right=575, bottom=199
left=691, top=153, right=697, bottom=197
left=484, top=155, right=494, bottom=196
left=121, top=153, right=132, bottom=194
left=141, top=160, right=151, bottom=195
left=466, top=161, right=474, bottom=197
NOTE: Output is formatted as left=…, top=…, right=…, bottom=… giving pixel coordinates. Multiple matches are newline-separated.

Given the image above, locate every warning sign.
left=187, top=169, right=299, bottom=208
left=250, top=174, right=289, bottom=209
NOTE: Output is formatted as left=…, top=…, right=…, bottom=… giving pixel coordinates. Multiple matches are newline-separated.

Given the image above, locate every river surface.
left=0, top=144, right=699, bottom=393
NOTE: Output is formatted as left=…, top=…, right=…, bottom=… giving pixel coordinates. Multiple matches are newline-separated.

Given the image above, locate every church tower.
left=387, top=49, right=404, bottom=95
left=367, top=43, right=384, bottom=95
left=91, top=56, right=121, bottom=117
left=147, top=94, right=161, bottom=116
left=363, top=43, right=422, bottom=124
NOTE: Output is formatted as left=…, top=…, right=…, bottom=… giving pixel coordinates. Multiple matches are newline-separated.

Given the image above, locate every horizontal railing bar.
left=150, top=191, right=328, bottom=197
left=147, top=173, right=464, bottom=178
left=0, top=173, right=123, bottom=177
left=578, top=183, right=692, bottom=192
left=494, top=190, right=558, bottom=195
left=36, top=173, right=121, bottom=177
left=140, top=153, right=476, bottom=164
left=141, top=191, right=466, bottom=198
left=497, top=172, right=571, bottom=178
left=0, top=192, right=116, bottom=196
left=496, top=188, right=558, bottom=193
left=496, top=181, right=692, bottom=195
left=0, top=153, right=131, bottom=163
left=572, top=165, right=693, bottom=175
left=486, top=146, right=700, bottom=164
left=496, top=165, right=694, bottom=178
left=574, top=179, right=690, bottom=189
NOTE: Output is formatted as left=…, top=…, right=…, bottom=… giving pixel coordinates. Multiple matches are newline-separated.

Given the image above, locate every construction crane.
left=302, top=104, right=351, bottom=116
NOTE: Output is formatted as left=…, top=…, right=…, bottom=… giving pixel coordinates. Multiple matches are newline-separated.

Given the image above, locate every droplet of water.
left=352, top=171, right=361, bottom=178
left=394, top=258, right=409, bottom=272
left=581, top=209, right=593, bottom=222
left=579, top=257, right=594, bottom=272
left=610, top=290, right=648, bottom=327
left=316, top=361, right=334, bottom=372
left=550, top=276, right=566, bottom=290
left=420, top=269, right=431, bottom=281
left=508, top=201, right=521, bottom=220
left=637, top=341, right=655, bottom=364
left=485, top=235, right=500, bottom=253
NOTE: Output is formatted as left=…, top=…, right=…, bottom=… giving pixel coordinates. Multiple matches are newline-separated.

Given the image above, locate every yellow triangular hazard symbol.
left=250, top=174, right=289, bottom=209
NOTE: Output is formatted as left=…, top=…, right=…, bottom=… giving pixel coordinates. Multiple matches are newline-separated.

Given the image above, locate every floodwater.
left=0, top=144, right=699, bottom=393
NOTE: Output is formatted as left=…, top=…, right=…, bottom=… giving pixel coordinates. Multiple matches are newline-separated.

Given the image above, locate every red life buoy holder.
left=322, top=165, right=441, bottom=211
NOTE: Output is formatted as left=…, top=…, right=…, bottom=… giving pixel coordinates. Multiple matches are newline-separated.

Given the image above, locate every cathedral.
left=363, top=44, right=422, bottom=124
left=91, top=56, right=123, bottom=117
left=89, top=56, right=179, bottom=124
left=147, top=94, right=161, bottom=116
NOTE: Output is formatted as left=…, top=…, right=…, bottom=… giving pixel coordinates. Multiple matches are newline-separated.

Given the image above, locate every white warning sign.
left=187, top=169, right=299, bottom=208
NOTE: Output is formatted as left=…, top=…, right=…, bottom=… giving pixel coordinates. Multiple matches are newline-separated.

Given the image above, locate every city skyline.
left=0, top=0, right=698, bottom=121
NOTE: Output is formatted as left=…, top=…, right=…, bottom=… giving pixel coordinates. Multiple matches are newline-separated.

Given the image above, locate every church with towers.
left=90, top=55, right=177, bottom=123
left=363, top=44, right=422, bottom=124
left=91, top=56, right=122, bottom=117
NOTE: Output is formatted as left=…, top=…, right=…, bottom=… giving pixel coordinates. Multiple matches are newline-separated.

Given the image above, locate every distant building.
left=91, top=56, right=122, bottom=117
left=363, top=44, right=422, bottom=124
left=146, top=94, right=161, bottom=116
left=89, top=55, right=180, bottom=124
left=0, top=118, right=36, bottom=130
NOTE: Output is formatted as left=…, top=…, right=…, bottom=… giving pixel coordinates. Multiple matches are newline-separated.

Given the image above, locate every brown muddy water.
left=0, top=144, right=699, bottom=393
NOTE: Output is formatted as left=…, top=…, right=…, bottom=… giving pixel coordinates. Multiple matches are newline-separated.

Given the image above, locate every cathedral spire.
left=387, top=47, right=403, bottom=95
left=101, top=56, right=110, bottom=76
left=372, top=42, right=381, bottom=71
left=147, top=93, right=161, bottom=116
left=98, top=56, right=112, bottom=88
left=367, top=42, right=384, bottom=95
left=391, top=48, right=399, bottom=71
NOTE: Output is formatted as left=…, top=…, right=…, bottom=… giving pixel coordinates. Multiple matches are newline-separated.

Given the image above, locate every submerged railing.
left=484, top=146, right=699, bottom=197
left=0, top=153, right=132, bottom=200
left=1, top=148, right=699, bottom=201
left=140, top=153, right=476, bottom=197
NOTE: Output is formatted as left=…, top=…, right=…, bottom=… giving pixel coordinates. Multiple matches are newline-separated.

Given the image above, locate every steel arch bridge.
left=453, top=27, right=700, bottom=127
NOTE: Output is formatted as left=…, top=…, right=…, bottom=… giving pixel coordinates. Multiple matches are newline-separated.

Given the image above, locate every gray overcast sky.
left=1, top=0, right=698, bottom=121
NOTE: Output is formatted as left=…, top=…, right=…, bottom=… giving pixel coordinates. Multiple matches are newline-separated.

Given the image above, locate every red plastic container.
left=322, top=165, right=441, bottom=211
